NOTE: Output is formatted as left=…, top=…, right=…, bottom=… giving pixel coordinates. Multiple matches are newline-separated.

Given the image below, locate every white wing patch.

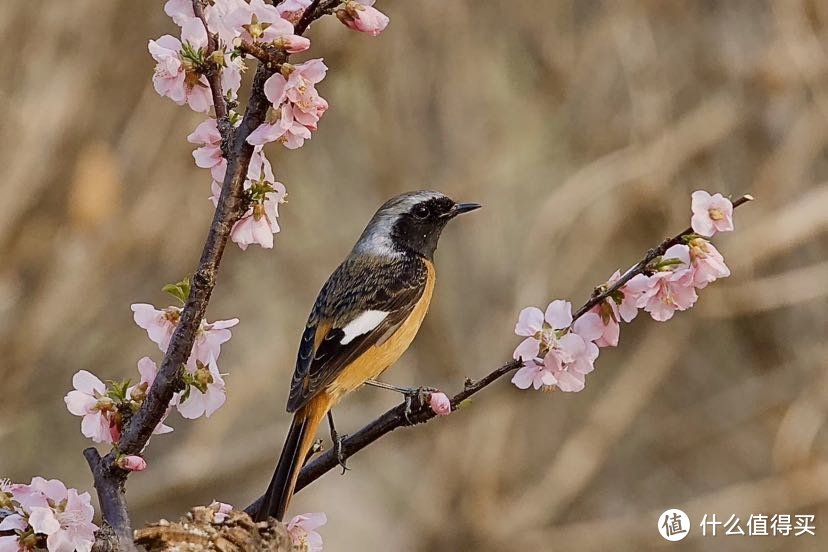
left=340, top=310, right=390, bottom=345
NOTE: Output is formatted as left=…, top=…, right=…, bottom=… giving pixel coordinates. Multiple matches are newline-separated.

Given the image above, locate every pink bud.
left=275, top=34, right=312, bottom=53
left=336, top=1, right=389, bottom=36
left=117, top=455, right=147, bottom=472
left=429, top=392, right=451, bottom=416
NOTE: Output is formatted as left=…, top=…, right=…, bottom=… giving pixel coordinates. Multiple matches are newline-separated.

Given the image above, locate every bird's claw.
left=402, top=386, right=438, bottom=425
left=331, top=429, right=349, bottom=474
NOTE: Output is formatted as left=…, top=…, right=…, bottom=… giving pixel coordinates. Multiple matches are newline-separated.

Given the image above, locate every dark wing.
left=286, top=254, right=428, bottom=412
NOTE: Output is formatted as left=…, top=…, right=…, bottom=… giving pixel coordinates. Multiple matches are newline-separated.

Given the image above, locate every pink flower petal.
left=544, top=300, right=573, bottom=329
left=71, top=370, right=105, bottom=396
left=513, top=337, right=540, bottom=362
left=515, top=307, right=544, bottom=336
left=572, top=312, right=604, bottom=342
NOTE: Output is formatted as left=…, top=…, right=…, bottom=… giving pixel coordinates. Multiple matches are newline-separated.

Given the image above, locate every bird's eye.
left=413, top=204, right=430, bottom=219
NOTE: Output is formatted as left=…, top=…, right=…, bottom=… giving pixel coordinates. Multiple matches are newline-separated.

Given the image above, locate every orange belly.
left=325, top=261, right=435, bottom=405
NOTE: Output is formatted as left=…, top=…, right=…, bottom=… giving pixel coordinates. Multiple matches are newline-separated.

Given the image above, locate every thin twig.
left=235, top=39, right=284, bottom=68
left=192, top=0, right=232, bottom=148
left=571, top=194, right=754, bottom=320
left=85, top=2, right=337, bottom=546
left=244, top=194, right=755, bottom=515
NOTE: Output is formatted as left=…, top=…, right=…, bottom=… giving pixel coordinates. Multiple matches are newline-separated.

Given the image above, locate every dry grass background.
left=1, top=0, right=827, bottom=550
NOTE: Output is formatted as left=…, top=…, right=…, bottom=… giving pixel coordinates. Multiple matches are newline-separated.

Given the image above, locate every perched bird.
left=256, top=190, right=480, bottom=521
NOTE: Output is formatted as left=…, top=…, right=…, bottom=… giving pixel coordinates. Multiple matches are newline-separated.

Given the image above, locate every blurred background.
left=1, top=0, right=827, bottom=550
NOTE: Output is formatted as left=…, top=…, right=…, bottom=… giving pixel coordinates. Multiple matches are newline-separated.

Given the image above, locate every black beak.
left=448, top=202, right=482, bottom=217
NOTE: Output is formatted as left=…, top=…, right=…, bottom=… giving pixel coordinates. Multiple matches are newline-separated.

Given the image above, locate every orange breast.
left=325, top=261, right=436, bottom=404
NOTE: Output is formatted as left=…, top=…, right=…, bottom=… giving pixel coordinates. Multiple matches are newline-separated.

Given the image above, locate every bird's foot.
left=401, top=386, right=439, bottom=425
left=330, top=427, right=349, bottom=474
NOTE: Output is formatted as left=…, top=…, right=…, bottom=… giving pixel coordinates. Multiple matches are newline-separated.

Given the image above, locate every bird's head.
left=354, top=190, right=481, bottom=259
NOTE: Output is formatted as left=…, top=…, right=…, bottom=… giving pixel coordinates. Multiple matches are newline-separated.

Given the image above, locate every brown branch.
left=84, top=448, right=136, bottom=552
left=571, top=194, right=754, bottom=321
left=192, top=0, right=232, bottom=150
left=85, top=1, right=338, bottom=546
left=235, top=39, right=284, bottom=67
left=244, top=194, right=755, bottom=516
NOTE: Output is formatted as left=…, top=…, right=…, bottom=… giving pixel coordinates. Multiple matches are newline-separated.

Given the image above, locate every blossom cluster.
left=512, top=191, right=735, bottom=393
left=149, top=0, right=388, bottom=251
left=0, top=478, right=97, bottom=552
left=64, top=279, right=239, bottom=449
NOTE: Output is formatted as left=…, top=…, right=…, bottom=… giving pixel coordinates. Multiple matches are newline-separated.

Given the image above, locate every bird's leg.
left=327, top=410, right=349, bottom=473
left=364, top=379, right=418, bottom=394
left=364, top=380, right=438, bottom=425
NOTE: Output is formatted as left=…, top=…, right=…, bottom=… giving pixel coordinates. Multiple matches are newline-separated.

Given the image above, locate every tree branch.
left=235, top=39, right=284, bottom=67
left=83, top=448, right=136, bottom=552
left=244, top=194, right=755, bottom=516
left=571, top=194, right=754, bottom=321
left=192, top=0, right=232, bottom=147
left=85, top=2, right=338, bottom=545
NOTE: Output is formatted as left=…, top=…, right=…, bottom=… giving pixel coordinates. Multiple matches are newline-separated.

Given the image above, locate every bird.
left=255, top=190, right=480, bottom=522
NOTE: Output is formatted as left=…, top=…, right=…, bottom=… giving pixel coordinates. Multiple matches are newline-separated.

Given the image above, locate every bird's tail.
left=255, top=394, right=331, bottom=522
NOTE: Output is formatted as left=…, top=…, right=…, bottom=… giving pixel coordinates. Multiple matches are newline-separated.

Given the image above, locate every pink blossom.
left=512, top=300, right=573, bottom=363
left=625, top=245, right=698, bottom=321
left=15, top=479, right=96, bottom=552
left=208, top=501, right=233, bottom=523
left=64, top=371, right=117, bottom=444
left=511, top=359, right=557, bottom=390
left=228, top=150, right=288, bottom=250
left=512, top=301, right=603, bottom=392
left=8, top=478, right=58, bottom=512
left=131, top=304, right=238, bottom=367
left=192, top=317, right=240, bottom=365
left=691, top=190, right=734, bottom=237
left=283, top=59, right=328, bottom=114
left=27, top=485, right=96, bottom=552
left=227, top=0, right=307, bottom=49
left=131, top=303, right=179, bottom=353
left=248, top=60, right=328, bottom=148
left=287, top=512, right=327, bottom=552
left=177, top=356, right=226, bottom=419
left=688, top=237, right=730, bottom=289
left=543, top=332, right=599, bottom=393
left=277, top=0, right=313, bottom=24
left=247, top=104, right=313, bottom=148
left=148, top=19, right=213, bottom=113
left=336, top=0, right=389, bottom=36
left=164, top=0, right=247, bottom=44
left=428, top=392, right=451, bottom=416
left=188, top=118, right=227, bottom=182
left=116, top=455, right=147, bottom=472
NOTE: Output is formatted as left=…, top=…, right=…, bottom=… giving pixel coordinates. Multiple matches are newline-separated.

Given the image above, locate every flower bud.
left=117, top=455, right=147, bottom=472
left=428, top=392, right=451, bottom=416
left=130, top=382, right=148, bottom=403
